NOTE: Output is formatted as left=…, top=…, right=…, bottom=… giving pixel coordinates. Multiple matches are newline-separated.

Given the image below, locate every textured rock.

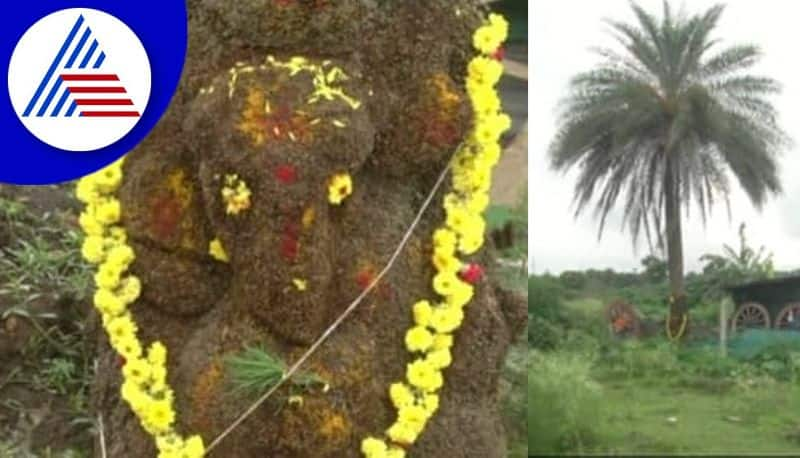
left=90, top=1, right=525, bottom=457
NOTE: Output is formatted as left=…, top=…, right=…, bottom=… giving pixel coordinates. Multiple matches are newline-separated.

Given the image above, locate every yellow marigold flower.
left=385, top=447, right=407, bottom=458
left=183, top=436, right=205, bottom=458
left=389, top=382, right=415, bottom=409
left=79, top=212, right=104, bottom=237
left=123, top=357, right=152, bottom=386
left=156, top=434, right=182, bottom=454
left=75, top=178, right=99, bottom=204
left=431, top=333, right=454, bottom=351
left=398, top=404, right=428, bottom=427
left=406, top=359, right=443, bottom=392
left=486, top=112, right=512, bottom=136
left=121, top=380, right=150, bottom=412
left=445, top=204, right=470, bottom=235
left=95, top=262, right=123, bottom=290
left=328, top=173, right=353, bottom=205
left=108, top=314, right=137, bottom=343
left=208, top=238, right=229, bottom=262
left=94, top=288, right=126, bottom=316
left=114, top=334, right=143, bottom=360
left=118, top=276, right=142, bottom=304
left=361, top=437, right=388, bottom=457
left=429, top=306, right=465, bottom=334
left=413, top=300, right=433, bottom=327
left=421, top=393, right=440, bottom=418
left=446, top=281, right=475, bottom=309
left=432, top=228, right=457, bottom=250
left=432, top=249, right=461, bottom=274
left=479, top=142, right=502, bottom=166
left=93, top=163, right=123, bottom=193
left=468, top=56, right=504, bottom=88
left=145, top=398, right=175, bottom=434
left=81, top=236, right=106, bottom=264
left=386, top=420, right=420, bottom=445
left=432, top=271, right=459, bottom=296
left=467, top=82, right=501, bottom=116
left=425, top=348, right=453, bottom=370
left=149, top=366, right=169, bottom=393
left=488, top=13, right=510, bottom=39
left=465, top=192, right=490, bottom=214
left=95, top=199, right=121, bottom=225
left=475, top=121, right=502, bottom=147
left=472, top=14, right=509, bottom=55
left=148, top=342, right=168, bottom=367
left=405, top=326, right=434, bottom=352
left=458, top=231, right=485, bottom=255
left=106, top=245, right=135, bottom=268
left=472, top=26, right=500, bottom=55
left=221, top=174, right=252, bottom=215
left=108, top=227, right=128, bottom=245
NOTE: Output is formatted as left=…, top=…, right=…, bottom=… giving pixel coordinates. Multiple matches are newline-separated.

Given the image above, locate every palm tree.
left=549, top=1, right=788, bottom=336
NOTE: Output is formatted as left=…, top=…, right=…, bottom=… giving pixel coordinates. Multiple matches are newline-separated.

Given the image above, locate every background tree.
left=549, top=1, right=788, bottom=335
left=699, top=222, right=775, bottom=301
left=641, top=255, right=667, bottom=284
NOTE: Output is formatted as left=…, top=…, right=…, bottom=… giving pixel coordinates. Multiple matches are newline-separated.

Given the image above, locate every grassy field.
left=592, top=377, right=800, bottom=454
left=530, top=283, right=800, bottom=455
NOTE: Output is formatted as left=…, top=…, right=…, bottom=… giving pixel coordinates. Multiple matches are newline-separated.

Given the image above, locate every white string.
left=98, top=414, right=107, bottom=458
left=206, top=161, right=454, bottom=453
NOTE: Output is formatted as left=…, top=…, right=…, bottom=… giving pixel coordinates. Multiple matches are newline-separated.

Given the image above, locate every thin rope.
left=206, top=160, right=455, bottom=453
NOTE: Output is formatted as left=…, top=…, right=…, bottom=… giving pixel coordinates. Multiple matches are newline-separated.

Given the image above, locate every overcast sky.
left=529, top=0, right=800, bottom=275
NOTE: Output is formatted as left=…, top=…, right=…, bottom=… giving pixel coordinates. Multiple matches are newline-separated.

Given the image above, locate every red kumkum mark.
left=281, top=221, right=300, bottom=261
left=150, top=194, right=184, bottom=241
left=275, top=164, right=298, bottom=185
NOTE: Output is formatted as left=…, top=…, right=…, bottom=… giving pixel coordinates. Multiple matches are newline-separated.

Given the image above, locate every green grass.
left=0, top=192, right=95, bottom=455
left=590, top=378, right=800, bottom=454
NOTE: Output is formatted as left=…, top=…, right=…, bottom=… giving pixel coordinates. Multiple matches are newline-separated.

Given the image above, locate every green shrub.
left=528, top=275, right=566, bottom=320
left=528, top=314, right=563, bottom=350
left=528, top=350, right=602, bottom=454
left=597, top=340, right=681, bottom=380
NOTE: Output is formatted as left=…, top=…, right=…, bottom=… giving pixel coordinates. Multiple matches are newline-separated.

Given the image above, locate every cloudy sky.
left=529, top=0, right=800, bottom=275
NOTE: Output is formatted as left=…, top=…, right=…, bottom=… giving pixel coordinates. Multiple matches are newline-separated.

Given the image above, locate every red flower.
left=459, top=263, right=484, bottom=284
left=275, top=164, right=298, bottom=185
left=491, top=46, right=506, bottom=61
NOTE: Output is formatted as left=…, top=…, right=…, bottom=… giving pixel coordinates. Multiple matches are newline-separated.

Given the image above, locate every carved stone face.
left=98, top=2, right=524, bottom=457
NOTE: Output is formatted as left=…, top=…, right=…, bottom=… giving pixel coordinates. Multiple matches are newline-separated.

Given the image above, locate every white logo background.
left=7, top=8, right=151, bottom=152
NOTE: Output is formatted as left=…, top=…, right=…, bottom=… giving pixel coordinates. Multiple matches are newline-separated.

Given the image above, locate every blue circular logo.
left=2, top=1, right=187, bottom=184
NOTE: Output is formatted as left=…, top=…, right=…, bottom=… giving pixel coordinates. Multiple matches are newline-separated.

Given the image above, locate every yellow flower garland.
left=77, top=13, right=508, bottom=458
left=78, top=161, right=205, bottom=458
left=360, top=13, right=510, bottom=458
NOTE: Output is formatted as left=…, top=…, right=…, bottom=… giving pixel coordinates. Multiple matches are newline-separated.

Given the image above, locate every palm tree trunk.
left=664, top=154, right=688, bottom=338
